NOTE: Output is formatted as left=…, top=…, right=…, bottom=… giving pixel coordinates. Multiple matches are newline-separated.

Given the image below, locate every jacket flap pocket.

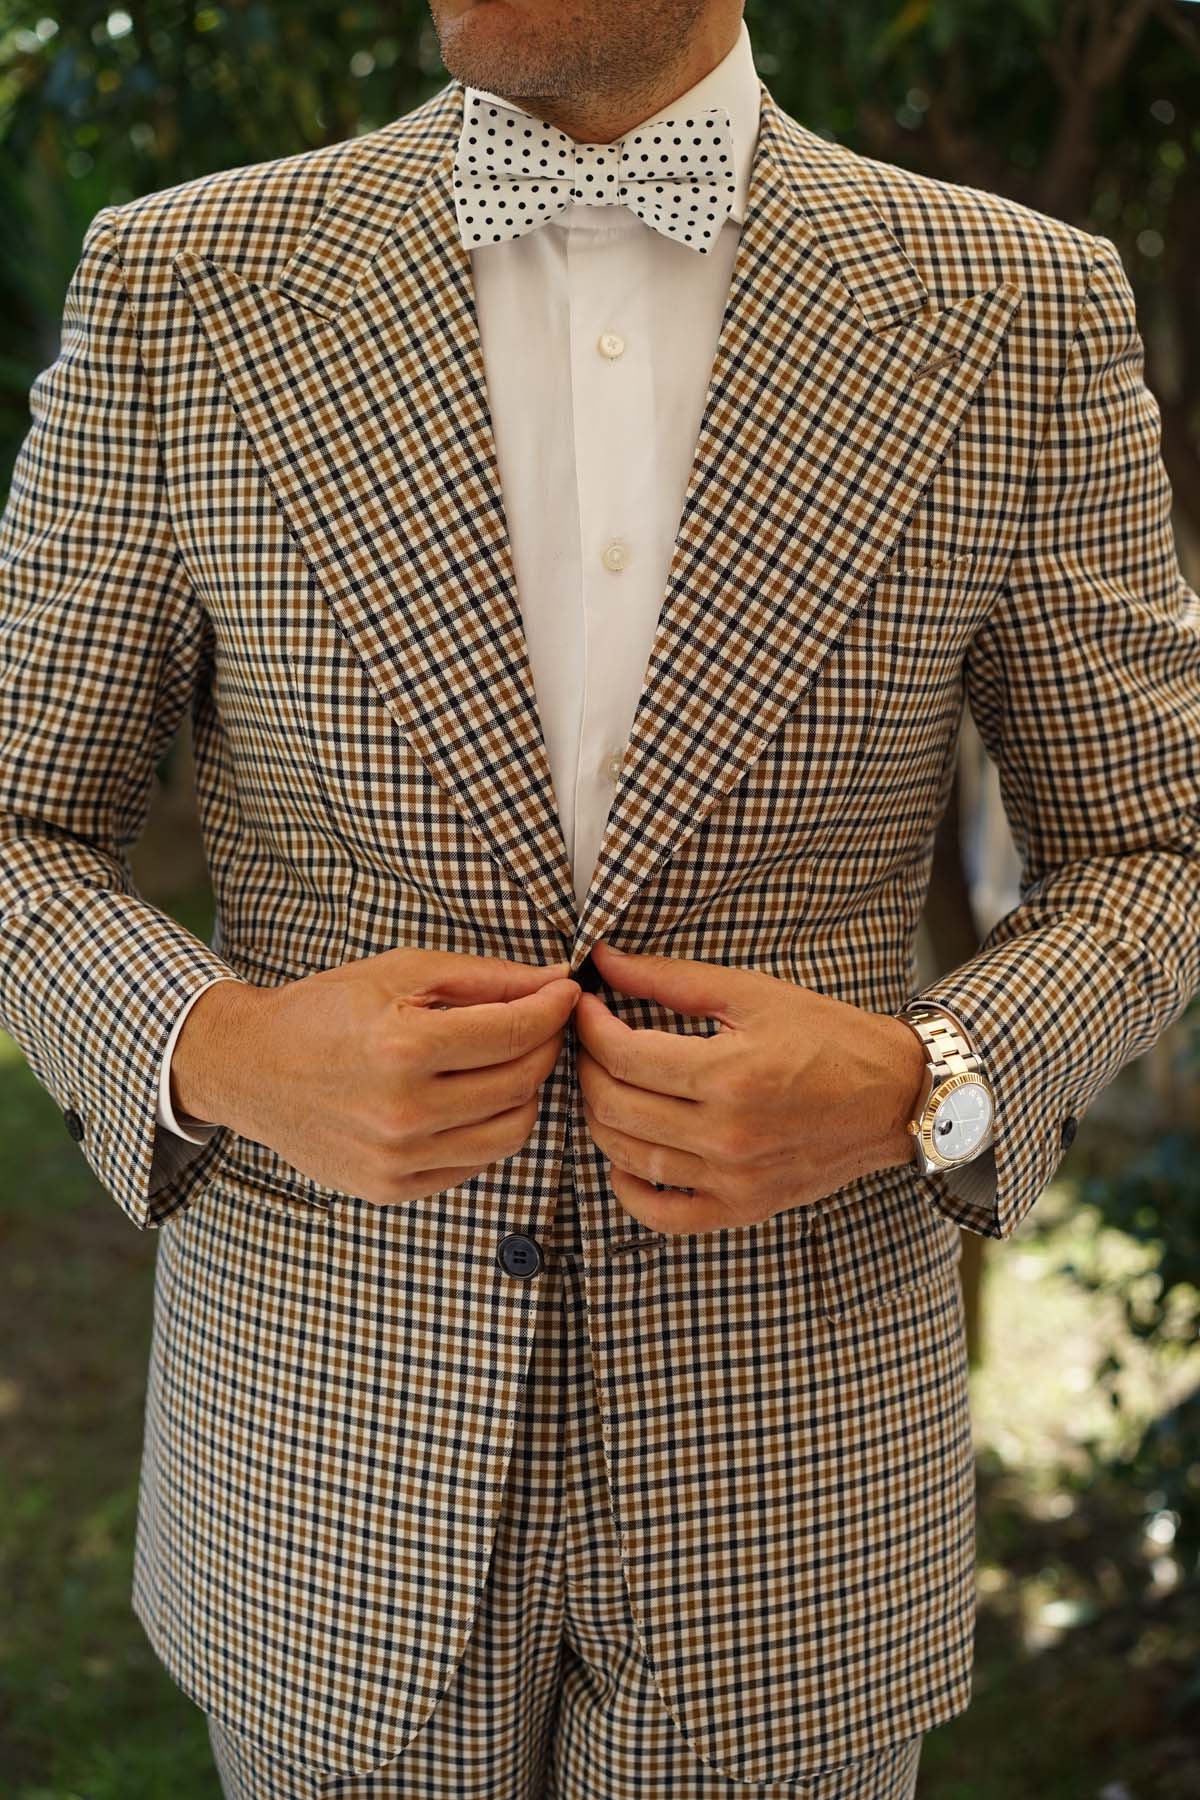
left=197, top=1129, right=350, bottom=1215
left=812, top=1165, right=962, bottom=1321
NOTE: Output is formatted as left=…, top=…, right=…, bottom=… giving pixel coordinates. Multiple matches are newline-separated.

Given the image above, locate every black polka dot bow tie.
left=452, top=92, right=737, bottom=254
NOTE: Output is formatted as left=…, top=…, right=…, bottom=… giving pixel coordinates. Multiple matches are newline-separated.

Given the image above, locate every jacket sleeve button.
left=1060, top=1115, right=1078, bottom=1150
left=63, top=1108, right=85, bottom=1141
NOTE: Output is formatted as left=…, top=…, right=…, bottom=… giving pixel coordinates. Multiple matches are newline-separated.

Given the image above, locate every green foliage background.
left=1, top=1, right=1198, bottom=511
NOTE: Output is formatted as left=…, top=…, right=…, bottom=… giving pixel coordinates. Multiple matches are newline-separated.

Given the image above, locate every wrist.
left=170, top=979, right=267, bottom=1131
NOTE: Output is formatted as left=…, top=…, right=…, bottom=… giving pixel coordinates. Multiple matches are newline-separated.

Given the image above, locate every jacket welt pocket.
left=871, top=548, right=978, bottom=583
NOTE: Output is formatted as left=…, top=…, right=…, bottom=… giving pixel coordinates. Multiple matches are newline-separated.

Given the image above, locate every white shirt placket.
left=565, top=215, right=659, bottom=908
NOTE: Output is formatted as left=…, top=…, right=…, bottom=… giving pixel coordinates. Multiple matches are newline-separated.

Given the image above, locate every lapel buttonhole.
left=912, top=348, right=963, bottom=381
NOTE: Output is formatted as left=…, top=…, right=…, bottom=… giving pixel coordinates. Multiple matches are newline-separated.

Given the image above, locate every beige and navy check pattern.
left=2, top=68, right=1199, bottom=1783
left=203, top=1241, right=927, bottom=1798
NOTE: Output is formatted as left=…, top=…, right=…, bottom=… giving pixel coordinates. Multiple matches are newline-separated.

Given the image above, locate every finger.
left=583, top=1106, right=715, bottom=1193
left=608, top=1167, right=746, bottom=1237
left=578, top=1046, right=704, bottom=1155
left=589, top=941, right=760, bottom=1025
left=403, top=951, right=573, bottom=1005
left=418, top=1094, right=540, bottom=1167
left=572, top=990, right=724, bottom=1099
left=427, top=1029, right=565, bottom=1130
left=414, top=978, right=580, bottom=1073
left=371, top=1162, right=491, bottom=1206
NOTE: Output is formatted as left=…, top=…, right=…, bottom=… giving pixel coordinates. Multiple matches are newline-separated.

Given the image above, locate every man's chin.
left=441, top=9, right=530, bottom=81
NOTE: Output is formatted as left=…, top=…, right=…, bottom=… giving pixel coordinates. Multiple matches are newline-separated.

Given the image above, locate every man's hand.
left=171, top=948, right=581, bottom=1207
left=574, top=940, right=927, bottom=1235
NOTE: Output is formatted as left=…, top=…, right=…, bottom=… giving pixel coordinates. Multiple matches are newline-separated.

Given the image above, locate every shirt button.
left=598, top=330, right=625, bottom=359
left=606, top=750, right=624, bottom=782
left=602, top=541, right=630, bottom=572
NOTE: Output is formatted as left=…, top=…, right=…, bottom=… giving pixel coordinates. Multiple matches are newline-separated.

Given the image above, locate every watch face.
left=931, top=1080, right=993, bottom=1161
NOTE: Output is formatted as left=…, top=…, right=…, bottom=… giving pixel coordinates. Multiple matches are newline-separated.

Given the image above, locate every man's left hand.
left=573, top=940, right=928, bottom=1235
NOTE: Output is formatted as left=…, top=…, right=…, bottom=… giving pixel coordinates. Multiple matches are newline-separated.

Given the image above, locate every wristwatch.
left=894, top=1002, right=995, bottom=1174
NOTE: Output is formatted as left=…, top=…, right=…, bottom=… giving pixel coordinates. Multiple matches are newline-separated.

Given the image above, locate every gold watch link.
left=897, top=1003, right=995, bottom=1171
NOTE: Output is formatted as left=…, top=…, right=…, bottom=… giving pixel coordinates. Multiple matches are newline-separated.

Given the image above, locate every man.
left=2, top=0, right=1198, bottom=1793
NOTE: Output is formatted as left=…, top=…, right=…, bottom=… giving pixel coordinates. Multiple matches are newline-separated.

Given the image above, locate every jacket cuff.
left=899, top=918, right=1130, bottom=1238
left=0, top=885, right=251, bottom=1229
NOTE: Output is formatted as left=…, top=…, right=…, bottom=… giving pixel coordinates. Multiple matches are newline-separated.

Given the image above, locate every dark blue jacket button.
left=497, top=1234, right=544, bottom=1279
left=574, top=952, right=602, bottom=994
left=1060, top=1115, right=1078, bottom=1149
left=63, top=1108, right=85, bottom=1141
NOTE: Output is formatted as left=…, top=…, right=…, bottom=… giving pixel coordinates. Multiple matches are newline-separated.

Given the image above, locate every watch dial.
left=932, top=1081, right=993, bottom=1160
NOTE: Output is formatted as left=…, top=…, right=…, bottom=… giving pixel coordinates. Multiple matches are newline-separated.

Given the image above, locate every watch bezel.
left=918, top=1070, right=995, bottom=1168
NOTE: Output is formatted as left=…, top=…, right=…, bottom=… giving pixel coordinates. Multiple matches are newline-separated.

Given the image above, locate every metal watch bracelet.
left=899, top=1004, right=995, bottom=1160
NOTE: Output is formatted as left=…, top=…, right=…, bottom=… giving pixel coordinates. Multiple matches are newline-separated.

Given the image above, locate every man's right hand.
left=170, top=947, right=582, bottom=1207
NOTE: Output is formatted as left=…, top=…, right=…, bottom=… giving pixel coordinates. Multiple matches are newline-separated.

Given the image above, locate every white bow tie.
left=452, top=92, right=737, bottom=254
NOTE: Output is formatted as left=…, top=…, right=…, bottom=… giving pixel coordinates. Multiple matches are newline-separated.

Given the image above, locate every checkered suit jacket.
left=2, top=70, right=1199, bottom=1782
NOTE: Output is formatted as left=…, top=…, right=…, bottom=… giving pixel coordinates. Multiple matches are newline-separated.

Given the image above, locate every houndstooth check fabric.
left=2, top=66, right=1199, bottom=1788
left=451, top=91, right=737, bottom=251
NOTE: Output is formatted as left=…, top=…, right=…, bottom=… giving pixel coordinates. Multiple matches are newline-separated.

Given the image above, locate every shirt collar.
left=461, top=14, right=762, bottom=231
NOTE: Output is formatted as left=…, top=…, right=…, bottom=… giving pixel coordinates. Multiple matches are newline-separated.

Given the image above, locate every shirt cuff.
left=155, top=975, right=241, bottom=1141
left=938, top=1142, right=998, bottom=1211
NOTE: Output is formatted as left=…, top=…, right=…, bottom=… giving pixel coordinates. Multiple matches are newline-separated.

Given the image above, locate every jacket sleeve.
left=908, top=232, right=1200, bottom=1241
left=0, top=204, right=250, bottom=1230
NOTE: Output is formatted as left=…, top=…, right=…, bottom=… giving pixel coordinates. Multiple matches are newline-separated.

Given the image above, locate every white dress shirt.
left=155, top=18, right=997, bottom=1211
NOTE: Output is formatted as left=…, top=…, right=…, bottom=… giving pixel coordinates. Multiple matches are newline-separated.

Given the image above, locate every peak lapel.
left=172, top=76, right=1022, bottom=962
left=172, top=80, right=581, bottom=939
left=574, top=85, right=1022, bottom=956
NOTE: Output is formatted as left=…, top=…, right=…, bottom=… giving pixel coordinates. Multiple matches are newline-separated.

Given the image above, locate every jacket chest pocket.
left=862, top=552, right=989, bottom=708
left=819, top=552, right=996, bottom=848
